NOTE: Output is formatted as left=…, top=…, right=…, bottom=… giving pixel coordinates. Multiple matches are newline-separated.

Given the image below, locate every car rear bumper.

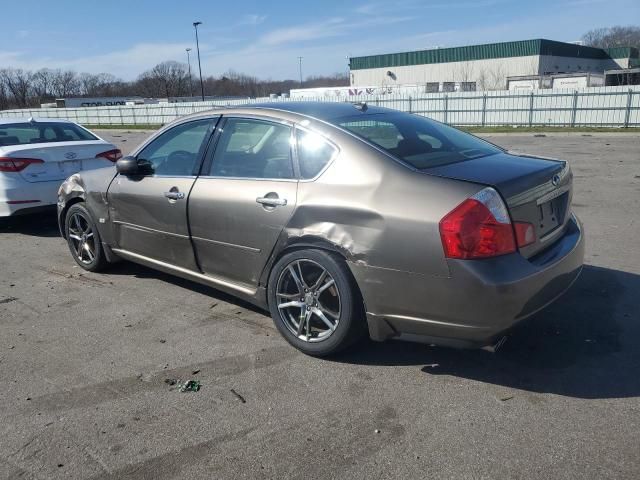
left=0, top=174, right=60, bottom=217
left=350, top=214, right=585, bottom=348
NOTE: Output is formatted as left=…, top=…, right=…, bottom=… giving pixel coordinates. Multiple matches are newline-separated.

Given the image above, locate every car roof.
left=0, top=117, right=75, bottom=125
left=230, top=101, right=396, bottom=123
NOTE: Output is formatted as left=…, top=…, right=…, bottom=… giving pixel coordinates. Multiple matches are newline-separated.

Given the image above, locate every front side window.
left=296, top=129, right=337, bottom=179
left=0, top=122, right=97, bottom=146
left=210, top=118, right=294, bottom=179
left=336, top=113, right=501, bottom=169
left=137, top=119, right=212, bottom=176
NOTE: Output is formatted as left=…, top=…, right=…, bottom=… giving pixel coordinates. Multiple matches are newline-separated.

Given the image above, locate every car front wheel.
left=64, top=203, right=108, bottom=272
left=268, top=249, right=366, bottom=356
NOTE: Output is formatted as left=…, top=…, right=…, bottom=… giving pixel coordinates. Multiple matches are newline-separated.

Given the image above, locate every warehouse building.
left=349, top=39, right=639, bottom=92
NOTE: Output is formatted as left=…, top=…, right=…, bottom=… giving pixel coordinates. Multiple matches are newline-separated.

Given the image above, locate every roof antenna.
left=352, top=102, right=368, bottom=112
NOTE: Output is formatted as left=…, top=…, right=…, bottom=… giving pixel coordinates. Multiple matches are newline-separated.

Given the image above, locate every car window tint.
left=0, top=122, right=97, bottom=146
left=210, top=118, right=294, bottom=180
left=138, top=119, right=211, bottom=176
left=296, top=129, right=337, bottom=179
left=337, top=113, right=501, bottom=169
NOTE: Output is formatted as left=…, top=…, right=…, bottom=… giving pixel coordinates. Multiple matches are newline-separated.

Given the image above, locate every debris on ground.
left=164, top=378, right=177, bottom=386
left=179, top=380, right=201, bottom=392
left=0, top=297, right=18, bottom=304
left=191, top=369, right=200, bottom=375
left=374, top=429, right=381, bottom=434
left=230, top=389, right=246, bottom=403
left=500, top=395, right=514, bottom=402
left=210, top=302, right=218, bottom=309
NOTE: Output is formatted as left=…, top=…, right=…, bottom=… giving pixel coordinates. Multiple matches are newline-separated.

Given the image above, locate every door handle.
left=164, top=191, right=185, bottom=200
left=256, top=196, right=287, bottom=207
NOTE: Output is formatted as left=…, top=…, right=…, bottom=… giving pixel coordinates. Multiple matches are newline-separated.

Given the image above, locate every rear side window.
left=296, top=129, right=337, bottom=179
left=0, top=122, right=97, bottom=146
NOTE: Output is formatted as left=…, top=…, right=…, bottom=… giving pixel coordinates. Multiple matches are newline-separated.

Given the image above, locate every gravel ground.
left=0, top=131, right=639, bottom=479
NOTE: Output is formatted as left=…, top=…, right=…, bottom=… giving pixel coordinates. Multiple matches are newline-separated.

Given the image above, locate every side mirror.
left=116, top=157, right=153, bottom=176
left=116, top=156, right=139, bottom=175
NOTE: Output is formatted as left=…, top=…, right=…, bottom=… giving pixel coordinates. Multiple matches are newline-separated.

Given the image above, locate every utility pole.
left=297, top=56, right=303, bottom=88
left=185, top=48, right=193, bottom=98
left=193, top=21, right=205, bottom=101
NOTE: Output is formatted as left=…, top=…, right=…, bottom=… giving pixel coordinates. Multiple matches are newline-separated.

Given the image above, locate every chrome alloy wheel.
left=275, top=259, right=341, bottom=343
left=67, top=212, right=96, bottom=265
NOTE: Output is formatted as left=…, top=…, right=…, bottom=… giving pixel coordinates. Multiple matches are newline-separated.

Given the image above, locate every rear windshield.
left=335, top=113, right=501, bottom=169
left=0, top=122, right=97, bottom=147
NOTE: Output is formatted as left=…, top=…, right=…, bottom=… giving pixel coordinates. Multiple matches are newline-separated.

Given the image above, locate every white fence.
left=1, top=86, right=639, bottom=127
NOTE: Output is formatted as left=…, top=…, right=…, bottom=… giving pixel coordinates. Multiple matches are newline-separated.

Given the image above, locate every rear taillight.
left=96, top=149, right=123, bottom=162
left=439, top=187, right=516, bottom=259
left=0, top=157, right=44, bottom=172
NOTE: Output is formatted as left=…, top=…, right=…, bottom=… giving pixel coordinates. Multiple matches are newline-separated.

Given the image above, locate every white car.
left=0, top=118, right=121, bottom=217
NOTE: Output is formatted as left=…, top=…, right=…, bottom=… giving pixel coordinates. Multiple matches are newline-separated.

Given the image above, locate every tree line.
left=0, top=61, right=348, bottom=110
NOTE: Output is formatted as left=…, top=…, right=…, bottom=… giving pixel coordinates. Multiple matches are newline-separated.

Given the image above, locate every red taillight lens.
left=514, top=221, right=536, bottom=248
left=96, top=149, right=123, bottom=162
left=439, top=188, right=516, bottom=259
left=0, top=157, right=44, bottom=172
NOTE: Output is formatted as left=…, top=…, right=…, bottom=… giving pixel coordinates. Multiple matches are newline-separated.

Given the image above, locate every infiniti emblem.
left=552, top=174, right=561, bottom=187
left=65, top=152, right=77, bottom=160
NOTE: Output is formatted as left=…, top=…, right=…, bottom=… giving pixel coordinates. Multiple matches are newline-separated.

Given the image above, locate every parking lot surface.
left=1, top=131, right=639, bottom=479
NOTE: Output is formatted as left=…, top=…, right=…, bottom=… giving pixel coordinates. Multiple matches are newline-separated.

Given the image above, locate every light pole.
left=185, top=48, right=193, bottom=98
left=297, top=56, right=303, bottom=88
left=193, top=21, right=205, bottom=101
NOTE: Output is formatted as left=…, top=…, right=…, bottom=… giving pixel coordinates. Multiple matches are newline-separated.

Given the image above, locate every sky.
left=2, top=0, right=639, bottom=81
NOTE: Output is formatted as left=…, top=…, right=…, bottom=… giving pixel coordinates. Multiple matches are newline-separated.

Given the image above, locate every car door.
left=188, top=116, right=297, bottom=287
left=108, top=117, right=217, bottom=270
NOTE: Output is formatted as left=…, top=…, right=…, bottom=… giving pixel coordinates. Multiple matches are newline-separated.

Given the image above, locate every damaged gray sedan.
left=57, top=103, right=584, bottom=356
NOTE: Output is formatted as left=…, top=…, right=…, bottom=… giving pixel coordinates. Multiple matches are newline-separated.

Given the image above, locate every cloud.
left=260, top=18, right=346, bottom=46
left=0, top=43, right=196, bottom=79
left=239, top=14, right=268, bottom=26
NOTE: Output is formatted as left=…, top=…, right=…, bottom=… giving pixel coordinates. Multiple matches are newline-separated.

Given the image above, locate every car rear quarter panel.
left=268, top=124, right=483, bottom=279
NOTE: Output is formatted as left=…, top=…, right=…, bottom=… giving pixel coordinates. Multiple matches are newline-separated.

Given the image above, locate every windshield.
left=0, top=122, right=97, bottom=147
left=335, top=113, right=501, bottom=169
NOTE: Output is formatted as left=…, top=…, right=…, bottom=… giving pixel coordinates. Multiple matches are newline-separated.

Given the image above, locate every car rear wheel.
left=268, top=249, right=366, bottom=356
left=65, top=203, right=108, bottom=272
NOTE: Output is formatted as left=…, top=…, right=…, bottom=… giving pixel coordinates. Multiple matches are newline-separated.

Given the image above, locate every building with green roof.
left=348, top=39, right=639, bottom=91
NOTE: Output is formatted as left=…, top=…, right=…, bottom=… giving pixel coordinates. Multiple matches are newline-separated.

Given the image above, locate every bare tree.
left=0, top=68, right=33, bottom=107
left=137, top=61, right=191, bottom=98
left=51, top=70, right=80, bottom=98
left=582, top=25, right=640, bottom=48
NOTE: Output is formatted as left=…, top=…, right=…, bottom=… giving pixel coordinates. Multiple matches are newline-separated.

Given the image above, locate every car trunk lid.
left=3, top=141, right=116, bottom=183
left=426, top=152, right=572, bottom=258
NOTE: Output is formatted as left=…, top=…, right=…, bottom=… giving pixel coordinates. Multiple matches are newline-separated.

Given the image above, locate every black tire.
left=64, top=203, right=108, bottom=272
left=267, top=249, right=366, bottom=356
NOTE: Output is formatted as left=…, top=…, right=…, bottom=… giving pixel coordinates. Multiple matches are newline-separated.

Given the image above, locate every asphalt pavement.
left=0, top=131, right=639, bottom=479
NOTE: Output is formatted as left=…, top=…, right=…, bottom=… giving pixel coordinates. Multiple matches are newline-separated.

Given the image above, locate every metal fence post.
left=481, top=93, right=487, bottom=127
left=624, top=89, right=633, bottom=128
left=570, top=90, right=579, bottom=127
left=528, top=92, right=534, bottom=127
left=444, top=94, right=449, bottom=124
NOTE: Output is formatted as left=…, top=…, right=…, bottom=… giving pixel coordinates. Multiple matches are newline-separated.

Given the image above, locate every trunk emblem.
left=65, top=152, right=78, bottom=159
left=552, top=174, right=561, bottom=186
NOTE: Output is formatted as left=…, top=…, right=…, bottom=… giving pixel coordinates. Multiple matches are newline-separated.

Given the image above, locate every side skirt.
left=110, top=248, right=268, bottom=309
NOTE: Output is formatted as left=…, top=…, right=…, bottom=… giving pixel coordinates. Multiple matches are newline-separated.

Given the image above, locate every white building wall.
left=351, top=56, right=542, bottom=89
left=351, top=55, right=625, bottom=89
